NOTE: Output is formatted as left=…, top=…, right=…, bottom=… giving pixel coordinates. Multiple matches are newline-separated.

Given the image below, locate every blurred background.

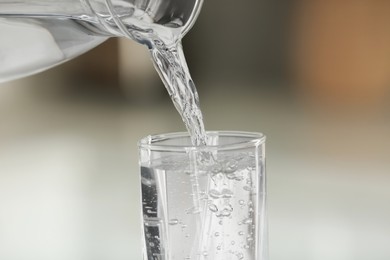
left=1, top=1, right=390, bottom=260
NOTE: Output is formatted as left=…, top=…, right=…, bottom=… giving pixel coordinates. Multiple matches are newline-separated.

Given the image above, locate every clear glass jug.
left=0, top=0, right=203, bottom=83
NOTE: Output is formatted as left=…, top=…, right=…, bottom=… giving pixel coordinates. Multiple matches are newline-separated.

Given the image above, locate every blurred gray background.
left=1, top=1, right=390, bottom=260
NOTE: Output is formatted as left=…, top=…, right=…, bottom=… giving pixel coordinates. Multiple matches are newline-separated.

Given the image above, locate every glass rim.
left=138, top=131, right=266, bottom=152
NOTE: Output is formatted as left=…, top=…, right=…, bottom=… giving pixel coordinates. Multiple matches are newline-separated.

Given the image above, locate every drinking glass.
left=138, top=131, right=267, bottom=260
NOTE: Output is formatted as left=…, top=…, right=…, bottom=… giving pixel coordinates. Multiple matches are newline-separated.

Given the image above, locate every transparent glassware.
left=0, top=0, right=203, bottom=82
left=138, top=131, right=268, bottom=260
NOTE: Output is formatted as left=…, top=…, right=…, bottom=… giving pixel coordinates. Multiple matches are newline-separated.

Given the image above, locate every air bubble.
left=242, top=218, right=253, bottom=224
left=217, top=210, right=231, bottom=218
left=237, top=153, right=246, bottom=161
left=208, top=204, right=218, bottom=213
left=224, top=204, right=233, bottom=212
left=186, top=207, right=200, bottom=214
left=211, top=173, right=224, bottom=183
left=224, top=160, right=238, bottom=173
left=200, top=194, right=208, bottom=200
left=141, top=178, right=154, bottom=187
left=144, top=219, right=162, bottom=227
left=226, top=173, right=237, bottom=180
left=223, top=168, right=236, bottom=174
left=227, top=159, right=238, bottom=167
left=243, top=186, right=251, bottom=191
left=221, top=189, right=234, bottom=198
left=209, top=190, right=221, bottom=199
left=211, top=165, right=222, bottom=173
left=219, top=207, right=232, bottom=217
left=168, top=219, right=179, bottom=225
left=191, top=183, right=200, bottom=188
left=235, top=175, right=244, bottom=181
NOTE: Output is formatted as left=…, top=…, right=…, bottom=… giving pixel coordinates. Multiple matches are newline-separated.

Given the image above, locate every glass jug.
left=0, top=0, right=203, bottom=83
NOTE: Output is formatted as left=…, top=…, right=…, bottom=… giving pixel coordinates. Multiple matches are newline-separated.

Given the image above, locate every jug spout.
left=0, top=0, right=204, bottom=83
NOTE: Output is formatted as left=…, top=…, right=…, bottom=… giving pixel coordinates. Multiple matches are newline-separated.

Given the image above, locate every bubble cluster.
left=142, top=151, right=262, bottom=259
